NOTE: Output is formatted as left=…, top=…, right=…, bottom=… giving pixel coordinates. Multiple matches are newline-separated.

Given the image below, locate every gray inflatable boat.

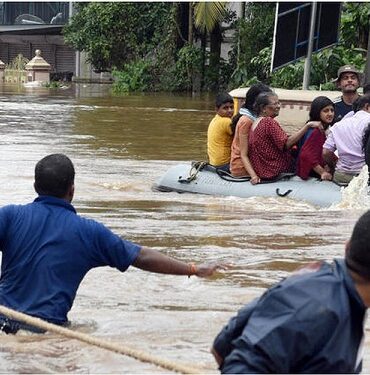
left=153, top=162, right=343, bottom=207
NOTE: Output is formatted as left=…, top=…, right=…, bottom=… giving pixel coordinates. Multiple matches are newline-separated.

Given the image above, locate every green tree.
left=192, top=2, right=230, bottom=90
left=229, top=2, right=275, bottom=87
left=232, top=2, right=370, bottom=90
left=63, top=2, right=173, bottom=72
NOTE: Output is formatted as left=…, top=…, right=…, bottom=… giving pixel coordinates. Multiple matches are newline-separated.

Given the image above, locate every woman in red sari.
left=248, top=92, right=322, bottom=180
left=296, top=96, right=334, bottom=180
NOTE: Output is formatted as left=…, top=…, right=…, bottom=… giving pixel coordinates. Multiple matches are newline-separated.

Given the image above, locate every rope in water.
left=0, top=305, right=205, bottom=374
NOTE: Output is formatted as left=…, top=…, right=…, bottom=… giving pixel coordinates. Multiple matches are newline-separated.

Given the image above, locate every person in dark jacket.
left=212, top=209, right=370, bottom=373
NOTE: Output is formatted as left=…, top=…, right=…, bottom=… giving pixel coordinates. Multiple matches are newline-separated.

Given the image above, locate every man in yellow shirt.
left=207, top=93, right=234, bottom=171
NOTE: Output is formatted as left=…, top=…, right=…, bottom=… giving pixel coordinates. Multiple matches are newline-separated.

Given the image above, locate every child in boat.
left=296, top=96, right=334, bottom=180
left=230, top=83, right=272, bottom=184
left=207, top=93, right=234, bottom=172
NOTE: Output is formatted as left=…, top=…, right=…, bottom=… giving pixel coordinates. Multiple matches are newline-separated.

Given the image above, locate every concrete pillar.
left=25, top=49, right=51, bottom=84
left=0, top=59, right=5, bottom=83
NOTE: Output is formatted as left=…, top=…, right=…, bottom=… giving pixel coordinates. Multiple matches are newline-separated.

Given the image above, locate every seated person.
left=248, top=92, right=322, bottom=180
left=207, top=93, right=234, bottom=171
left=342, top=82, right=370, bottom=120
left=362, top=122, right=370, bottom=185
left=296, top=96, right=334, bottom=180
left=323, top=94, right=370, bottom=185
left=230, top=83, right=272, bottom=184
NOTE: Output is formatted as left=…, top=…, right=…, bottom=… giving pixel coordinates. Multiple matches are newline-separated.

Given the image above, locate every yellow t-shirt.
left=207, top=114, right=233, bottom=166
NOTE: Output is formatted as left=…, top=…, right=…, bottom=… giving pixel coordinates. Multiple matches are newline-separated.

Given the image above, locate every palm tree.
left=191, top=2, right=228, bottom=90
left=193, top=2, right=227, bottom=35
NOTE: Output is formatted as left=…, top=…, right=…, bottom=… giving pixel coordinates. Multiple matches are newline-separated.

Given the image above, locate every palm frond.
left=193, top=2, right=228, bottom=33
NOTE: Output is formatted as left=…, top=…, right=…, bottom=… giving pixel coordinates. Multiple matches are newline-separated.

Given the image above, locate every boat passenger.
left=296, top=96, right=334, bottom=181
left=248, top=92, right=322, bottom=180
left=332, top=65, right=363, bottom=124
left=322, top=94, right=370, bottom=185
left=212, top=209, right=370, bottom=373
left=342, top=82, right=370, bottom=120
left=207, top=93, right=234, bottom=172
left=230, top=83, right=272, bottom=184
left=362, top=122, right=370, bottom=185
left=0, top=154, right=224, bottom=334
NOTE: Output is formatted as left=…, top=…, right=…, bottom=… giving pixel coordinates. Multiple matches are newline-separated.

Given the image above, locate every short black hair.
left=309, top=96, right=334, bottom=122
left=215, top=92, right=233, bottom=108
left=34, top=154, right=75, bottom=198
left=346, top=210, right=370, bottom=279
left=353, top=93, right=370, bottom=113
left=363, top=83, right=370, bottom=95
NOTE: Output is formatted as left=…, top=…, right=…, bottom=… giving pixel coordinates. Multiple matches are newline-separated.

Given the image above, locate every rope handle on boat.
left=275, top=188, right=293, bottom=197
left=178, top=161, right=208, bottom=184
left=0, top=305, right=204, bottom=374
left=216, top=169, right=251, bottom=182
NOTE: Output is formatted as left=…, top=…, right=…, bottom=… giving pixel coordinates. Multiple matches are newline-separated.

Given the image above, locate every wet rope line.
left=0, top=305, right=205, bottom=374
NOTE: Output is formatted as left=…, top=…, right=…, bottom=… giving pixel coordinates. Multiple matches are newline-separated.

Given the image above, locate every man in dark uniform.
left=333, top=65, right=363, bottom=123
left=212, top=210, right=370, bottom=373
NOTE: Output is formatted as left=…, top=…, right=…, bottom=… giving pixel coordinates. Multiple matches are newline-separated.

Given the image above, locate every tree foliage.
left=64, top=2, right=370, bottom=92
left=233, top=2, right=370, bottom=90
left=340, top=2, right=370, bottom=49
left=63, top=2, right=173, bottom=72
left=193, top=2, right=228, bottom=34
left=229, top=3, right=275, bottom=87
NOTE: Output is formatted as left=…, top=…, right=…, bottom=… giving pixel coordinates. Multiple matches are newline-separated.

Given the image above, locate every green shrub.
left=112, top=60, right=152, bottom=92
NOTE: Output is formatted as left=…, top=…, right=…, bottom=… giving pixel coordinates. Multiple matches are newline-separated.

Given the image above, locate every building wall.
left=0, top=35, right=75, bottom=75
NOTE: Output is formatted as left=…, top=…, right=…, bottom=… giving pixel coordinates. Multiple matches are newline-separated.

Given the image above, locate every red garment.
left=248, top=117, right=292, bottom=179
left=297, top=128, right=326, bottom=180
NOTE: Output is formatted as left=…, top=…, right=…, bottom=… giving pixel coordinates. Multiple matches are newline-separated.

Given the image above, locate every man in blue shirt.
left=212, top=210, right=370, bottom=373
left=333, top=65, right=363, bottom=124
left=0, top=154, right=222, bottom=334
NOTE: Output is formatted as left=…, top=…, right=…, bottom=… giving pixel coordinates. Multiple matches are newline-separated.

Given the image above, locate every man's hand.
left=133, top=246, right=230, bottom=277
left=193, top=262, right=229, bottom=278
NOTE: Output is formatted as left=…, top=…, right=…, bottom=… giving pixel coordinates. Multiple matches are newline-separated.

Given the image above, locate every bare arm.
left=312, top=164, right=332, bottom=180
left=132, top=246, right=224, bottom=277
left=239, top=124, right=260, bottom=184
left=322, top=148, right=338, bottom=174
left=285, top=121, right=323, bottom=150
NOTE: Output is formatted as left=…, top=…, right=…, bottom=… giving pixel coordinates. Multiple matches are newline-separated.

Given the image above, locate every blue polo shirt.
left=0, top=196, right=141, bottom=324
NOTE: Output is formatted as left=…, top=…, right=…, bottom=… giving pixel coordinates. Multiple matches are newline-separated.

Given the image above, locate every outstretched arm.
left=286, top=121, right=323, bottom=150
left=132, top=246, right=224, bottom=277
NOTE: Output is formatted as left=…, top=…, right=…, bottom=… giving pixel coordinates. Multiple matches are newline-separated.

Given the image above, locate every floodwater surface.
left=0, top=84, right=369, bottom=373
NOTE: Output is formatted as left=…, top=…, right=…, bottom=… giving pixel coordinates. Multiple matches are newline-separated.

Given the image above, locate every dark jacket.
left=213, top=259, right=366, bottom=373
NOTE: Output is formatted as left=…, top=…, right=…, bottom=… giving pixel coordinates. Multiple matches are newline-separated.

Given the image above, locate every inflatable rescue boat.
left=153, top=162, right=344, bottom=207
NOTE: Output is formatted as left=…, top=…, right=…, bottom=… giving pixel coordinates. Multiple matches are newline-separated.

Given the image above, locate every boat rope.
left=178, top=161, right=208, bottom=184
left=215, top=168, right=250, bottom=182
left=0, top=305, right=205, bottom=374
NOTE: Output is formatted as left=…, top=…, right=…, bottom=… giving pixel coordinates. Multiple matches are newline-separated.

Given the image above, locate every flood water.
left=0, top=83, right=369, bottom=373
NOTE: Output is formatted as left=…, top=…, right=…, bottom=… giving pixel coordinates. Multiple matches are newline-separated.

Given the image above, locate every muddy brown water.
left=0, top=83, right=368, bottom=373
